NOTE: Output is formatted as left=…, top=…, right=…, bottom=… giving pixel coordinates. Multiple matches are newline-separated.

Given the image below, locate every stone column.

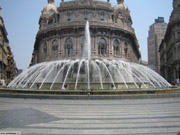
left=76, top=36, right=80, bottom=57
left=93, top=34, right=97, bottom=56
left=47, top=39, right=51, bottom=61
left=75, top=33, right=78, bottom=56
left=95, top=36, right=99, bottom=56
left=121, top=41, right=125, bottom=57
left=109, top=37, right=112, bottom=56
left=61, top=37, right=65, bottom=57
left=108, top=36, right=110, bottom=56
left=58, top=37, right=61, bottom=57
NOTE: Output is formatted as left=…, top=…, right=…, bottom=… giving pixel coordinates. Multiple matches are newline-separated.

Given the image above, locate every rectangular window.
left=84, top=14, right=88, bottom=20
left=68, top=15, right=71, bottom=21
left=178, top=4, right=180, bottom=8
left=101, top=15, right=104, bottom=21
left=178, top=46, right=180, bottom=60
left=112, top=15, right=114, bottom=22
left=178, top=13, right=180, bottom=19
left=48, top=19, right=53, bottom=25
left=178, top=32, right=180, bottom=39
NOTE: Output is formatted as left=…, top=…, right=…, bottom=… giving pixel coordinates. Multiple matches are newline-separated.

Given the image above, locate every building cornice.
left=59, top=0, right=113, bottom=12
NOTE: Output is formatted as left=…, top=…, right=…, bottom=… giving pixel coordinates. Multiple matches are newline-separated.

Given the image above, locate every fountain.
left=8, top=21, right=171, bottom=90
left=82, top=21, right=91, bottom=61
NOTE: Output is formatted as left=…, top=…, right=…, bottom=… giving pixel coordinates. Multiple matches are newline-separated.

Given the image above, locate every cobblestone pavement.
left=0, top=97, right=180, bottom=135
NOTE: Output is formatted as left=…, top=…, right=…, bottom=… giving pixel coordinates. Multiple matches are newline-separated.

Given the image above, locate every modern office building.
left=148, top=17, right=167, bottom=73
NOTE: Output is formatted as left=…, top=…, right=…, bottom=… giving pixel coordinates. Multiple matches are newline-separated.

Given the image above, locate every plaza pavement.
left=0, top=97, right=180, bottom=135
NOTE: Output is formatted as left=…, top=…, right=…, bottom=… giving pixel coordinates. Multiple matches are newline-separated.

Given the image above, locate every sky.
left=0, top=0, right=173, bottom=70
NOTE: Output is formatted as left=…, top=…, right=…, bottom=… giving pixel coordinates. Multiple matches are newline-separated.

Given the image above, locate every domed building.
left=8, top=0, right=171, bottom=90
left=30, top=0, right=141, bottom=65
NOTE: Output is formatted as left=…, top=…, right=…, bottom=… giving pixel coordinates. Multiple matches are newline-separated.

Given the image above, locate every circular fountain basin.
left=8, top=59, right=171, bottom=90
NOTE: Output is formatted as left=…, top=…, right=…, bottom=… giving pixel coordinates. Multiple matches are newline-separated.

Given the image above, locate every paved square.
left=0, top=97, right=180, bottom=135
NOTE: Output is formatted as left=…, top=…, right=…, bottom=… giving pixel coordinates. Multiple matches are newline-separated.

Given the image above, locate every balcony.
left=39, top=21, right=134, bottom=35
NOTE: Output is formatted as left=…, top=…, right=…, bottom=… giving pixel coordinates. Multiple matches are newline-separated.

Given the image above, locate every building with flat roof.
left=147, top=17, right=167, bottom=73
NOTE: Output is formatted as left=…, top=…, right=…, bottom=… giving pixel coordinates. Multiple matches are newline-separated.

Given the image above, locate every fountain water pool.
left=8, top=58, right=171, bottom=90
left=8, top=21, right=171, bottom=90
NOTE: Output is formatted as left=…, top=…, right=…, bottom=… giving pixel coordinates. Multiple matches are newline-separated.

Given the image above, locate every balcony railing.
left=39, top=21, right=134, bottom=35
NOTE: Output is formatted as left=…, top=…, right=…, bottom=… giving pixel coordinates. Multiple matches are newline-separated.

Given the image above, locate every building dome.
left=114, top=3, right=128, bottom=11
left=114, top=0, right=128, bottom=12
left=42, top=0, right=58, bottom=15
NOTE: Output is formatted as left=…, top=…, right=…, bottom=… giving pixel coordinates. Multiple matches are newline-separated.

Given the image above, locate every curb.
left=0, top=93, right=180, bottom=100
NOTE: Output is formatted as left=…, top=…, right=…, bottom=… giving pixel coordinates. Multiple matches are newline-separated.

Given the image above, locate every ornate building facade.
left=30, top=0, right=141, bottom=66
left=0, top=5, right=18, bottom=85
left=160, top=0, right=180, bottom=84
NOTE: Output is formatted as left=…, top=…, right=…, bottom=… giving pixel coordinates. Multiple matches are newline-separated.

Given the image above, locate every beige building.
left=0, top=5, right=18, bottom=85
left=159, top=0, right=180, bottom=84
left=30, top=0, right=141, bottom=66
left=148, top=17, right=167, bottom=73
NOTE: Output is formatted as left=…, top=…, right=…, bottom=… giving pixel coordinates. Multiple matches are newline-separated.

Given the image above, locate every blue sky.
left=0, top=0, right=173, bottom=70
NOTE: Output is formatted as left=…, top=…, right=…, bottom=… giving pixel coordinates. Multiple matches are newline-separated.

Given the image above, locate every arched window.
left=115, top=12, right=124, bottom=25
left=48, top=18, right=53, bottom=25
left=49, top=10, right=55, bottom=16
left=113, top=40, right=120, bottom=56
left=98, top=38, right=107, bottom=55
left=124, top=42, right=128, bottom=57
left=118, top=12, right=122, bottom=16
left=65, top=38, right=73, bottom=57
left=52, top=40, right=58, bottom=58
